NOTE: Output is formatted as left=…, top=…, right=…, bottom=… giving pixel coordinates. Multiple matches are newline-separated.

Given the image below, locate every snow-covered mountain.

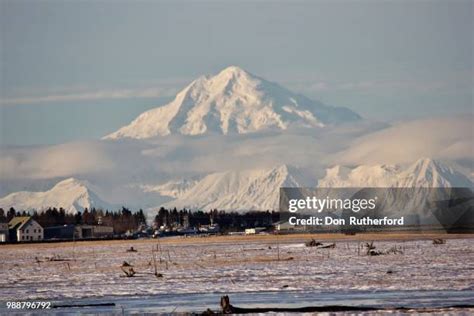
left=0, top=178, right=114, bottom=214
left=104, top=66, right=360, bottom=139
left=139, top=178, right=200, bottom=198
left=162, top=165, right=316, bottom=211
left=157, top=159, right=472, bottom=212
left=318, top=158, right=473, bottom=188
left=2, top=159, right=470, bottom=215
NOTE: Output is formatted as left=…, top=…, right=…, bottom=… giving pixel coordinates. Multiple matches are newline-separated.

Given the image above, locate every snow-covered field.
left=1, top=235, right=473, bottom=313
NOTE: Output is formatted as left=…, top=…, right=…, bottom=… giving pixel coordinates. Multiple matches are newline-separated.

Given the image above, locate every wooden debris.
left=48, top=254, right=72, bottom=262
left=433, top=238, right=446, bottom=245
left=212, top=295, right=474, bottom=315
left=218, top=295, right=379, bottom=314
left=120, top=261, right=136, bottom=277
left=319, top=243, right=336, bottom=249
left=386, top=246, right=403, bottom=254
left=365, top=242, right=382, bottom=256
left=305, top=239, right=322, bottom=247
left=365, top=242, right=403, bottom=256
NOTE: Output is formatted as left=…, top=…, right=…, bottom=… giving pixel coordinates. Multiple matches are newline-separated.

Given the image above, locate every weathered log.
left=217, top=296, right=474, bottom=314
left=433, top=238, right=446, bottom=245
left=305, top=239, right=322, bottom=247
left=220, top=295, right=379, bottom=314
left=318, top=243, right=336, bottom=249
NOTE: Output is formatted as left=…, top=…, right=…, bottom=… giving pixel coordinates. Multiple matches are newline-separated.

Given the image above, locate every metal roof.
left=8, top=216, right=33, bottom=230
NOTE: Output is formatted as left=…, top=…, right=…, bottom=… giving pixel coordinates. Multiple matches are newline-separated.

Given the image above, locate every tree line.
left=1, top=206, right=281, bottom=233
left=154, top=207, right=280, bottom=232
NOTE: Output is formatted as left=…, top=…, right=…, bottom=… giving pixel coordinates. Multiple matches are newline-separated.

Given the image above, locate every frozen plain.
left=0, top=235, right=473, bottom=314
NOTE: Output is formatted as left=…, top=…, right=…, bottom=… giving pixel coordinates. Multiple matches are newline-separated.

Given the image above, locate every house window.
left=33, top=229, right=36, bottom=233
left=21, top=236, right=24, bottom=240
left=26, top=229, right=29, bottom=233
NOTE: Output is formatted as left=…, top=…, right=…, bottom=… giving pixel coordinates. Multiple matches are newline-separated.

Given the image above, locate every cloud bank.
left=0, top=116, right=472, bottom=205
left=334, top=116, right=473, bottom=167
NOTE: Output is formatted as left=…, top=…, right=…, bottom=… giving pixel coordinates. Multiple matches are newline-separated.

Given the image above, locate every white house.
left=8, top=216, right=44, bottom=242
left=0, top=222, right=9, bottom=242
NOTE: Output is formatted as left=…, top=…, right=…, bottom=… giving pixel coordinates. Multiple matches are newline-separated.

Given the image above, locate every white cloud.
left=1, top=117, right=472, bottom=202
left=334, top=116, right=474, bottom=166
left=0, top=141, right=114, bottom=179
left=0, top=87, right=179, bottom=106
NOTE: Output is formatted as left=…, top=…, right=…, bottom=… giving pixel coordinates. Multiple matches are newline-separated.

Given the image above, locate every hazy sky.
left=1, top=0, right=472, bottom=145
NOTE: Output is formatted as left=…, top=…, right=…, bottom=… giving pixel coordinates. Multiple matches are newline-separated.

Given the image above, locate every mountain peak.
left=218, top=65, right=250, bottom=77
left=161, top=164, right=316, bottom=211
left=54, top=177, right=87, bottom=188
left=399, top=158, right=472, bottom=187
left=405, top=158, right=447, bottom=177
left=413, top=157, right=436, bottom=166
left=104, top=67, right=360, bottom=139
left=0, top=178, right=114, bottom=214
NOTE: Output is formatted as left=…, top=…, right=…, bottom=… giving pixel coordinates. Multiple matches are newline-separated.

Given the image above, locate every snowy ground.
left=0, top=235, right=473, bottom=313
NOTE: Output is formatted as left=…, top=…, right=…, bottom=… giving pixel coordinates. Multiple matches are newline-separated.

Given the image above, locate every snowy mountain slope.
left=397, top=158, right=473, bottom=188
left=158, top=159, right=472, bottom=212
left=0, top=178, right=115, bottom=214
left=162, top=165, right=316, bottom=211
left=139, top=177, right=200, bottom=199
left=104, top=66, right=360, bottom=139
left=318, top=158, right=473, bottom=188
left=318, top=164, right=400, bottom=187
left=317, top=158, right=473, bottom=225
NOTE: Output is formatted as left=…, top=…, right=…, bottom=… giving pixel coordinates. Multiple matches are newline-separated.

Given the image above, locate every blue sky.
left=1, top=0, right=472, bottom=145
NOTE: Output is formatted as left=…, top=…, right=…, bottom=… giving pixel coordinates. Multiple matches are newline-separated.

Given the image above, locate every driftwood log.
left=217, top=296, right=474, bottom=314
left=319, top=243, right=336, bottom=249
left=305, top=239, right=322, bottom=247
left=219, top=295, right=378, bottom=314
left=433, top=238, right=446, bottom=245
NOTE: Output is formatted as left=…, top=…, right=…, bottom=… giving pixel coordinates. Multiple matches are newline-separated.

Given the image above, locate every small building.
left=244, top=227, right=266, bottom=235
left=199, top=224, right=220, bottom=234
left=44, top=224, right=76, bottom=240
left=75, top=225, right=113, bottom=239
left=0, top=222, right=9, bottom=242
left=274, top=220, right=307, bottom=233
left=8, top=216, right=44, bottom=242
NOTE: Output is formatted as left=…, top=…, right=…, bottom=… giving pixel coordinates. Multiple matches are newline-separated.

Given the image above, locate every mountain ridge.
left=318, top=158, right=473, bottom=188
left=159, top=159, right=472, bottom=212
left=2, top=159, right=471, bottom=214
left=161, top=164, right=316, bottom=211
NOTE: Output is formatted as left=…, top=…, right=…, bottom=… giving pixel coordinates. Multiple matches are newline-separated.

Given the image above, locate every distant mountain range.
left=0, top=178, right=114, bottom=214
left=104, top=66, right=360, bottom=139
left=161, top=158, right=472, bottom=211
left=2, top=158, right=469, bottom=214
